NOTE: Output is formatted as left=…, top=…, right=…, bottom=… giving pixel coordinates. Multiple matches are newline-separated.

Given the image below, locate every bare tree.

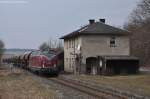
left=48, top=38, right=54, bottom=49
left=128, top=0, right=150, bottom=26
left=39, top=42, right=49, bottom=51
left=39, top=39, right=63, bottom=52
left=56, top=40, right=63, bottom=51
left=0, top=40, right=4, bottom=66
left=124, top=0, right=150, bottom=66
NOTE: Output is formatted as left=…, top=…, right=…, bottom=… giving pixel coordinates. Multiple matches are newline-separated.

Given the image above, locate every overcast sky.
left=0, top=0, right=139, bottom=49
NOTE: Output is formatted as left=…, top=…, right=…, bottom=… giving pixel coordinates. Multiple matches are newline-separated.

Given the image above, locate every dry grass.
left=0, top=69, right=57, bottom=99
left=74, top=74, right=150, bottom=97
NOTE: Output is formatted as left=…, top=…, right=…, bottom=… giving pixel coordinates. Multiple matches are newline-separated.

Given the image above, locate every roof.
left=101, top=56, right=139, bottom=60
left=60, top=22, right=130, bottom=39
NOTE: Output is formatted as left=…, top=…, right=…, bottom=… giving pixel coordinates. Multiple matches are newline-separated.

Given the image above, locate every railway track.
left=49, top=77, right=127, bottom=99
left=11, top=65, right=145, bottom=99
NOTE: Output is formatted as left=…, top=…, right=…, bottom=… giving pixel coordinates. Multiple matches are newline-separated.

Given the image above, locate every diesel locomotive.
left=4, top=50, right=64, bottom=76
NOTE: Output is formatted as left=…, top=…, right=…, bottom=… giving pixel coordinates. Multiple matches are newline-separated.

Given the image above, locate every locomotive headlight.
left=42, top=62, right=45, bottom=68
left=53, top=64, right=56, bottom=68
left=42, top=63, right=45, bottom=68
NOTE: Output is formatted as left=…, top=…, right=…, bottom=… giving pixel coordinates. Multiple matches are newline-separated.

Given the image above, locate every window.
left=72, top=39, right=74, bottom=48
left=69, top=58, right=72, bottom=69
left=69, top=40, right=70, bottom=48
left=66, top=40, right=68, bottom=49
left=42, top=51, right=56, bottom=58
left=75, top=38, right=78, bottom=48
left=68, top=40, right=69, bottom=49
left=66, top=58, right=68, bottom=62
left=31, top=51, right=41, bottom=56
left=110, top=37, right=116, bottom=47
left=68, top=39, right=71, bottom=48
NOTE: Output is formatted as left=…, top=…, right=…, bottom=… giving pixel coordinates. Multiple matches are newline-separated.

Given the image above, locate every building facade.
left=61, top=19, right=137, bottom=74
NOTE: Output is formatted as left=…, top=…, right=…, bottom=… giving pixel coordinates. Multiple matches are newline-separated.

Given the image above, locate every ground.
left=0, top=65, right=98, bottom=99
left=0, top=66, right=57, bottom=99
left=1, top=64, right=150, bottom=98
left=65, top=71, right=150, bottom=97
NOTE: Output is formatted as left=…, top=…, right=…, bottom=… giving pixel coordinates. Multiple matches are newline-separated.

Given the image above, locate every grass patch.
left=74, top=74, right=150, bottom=97
left=0, top=73, right=57, bottom=99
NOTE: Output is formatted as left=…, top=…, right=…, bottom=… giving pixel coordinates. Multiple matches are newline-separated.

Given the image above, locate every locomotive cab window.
left=31, top=51, right=41, bottom=56
left=42, top=51, right=56, bottom=58
left=110, top=37, right=116, bottom=47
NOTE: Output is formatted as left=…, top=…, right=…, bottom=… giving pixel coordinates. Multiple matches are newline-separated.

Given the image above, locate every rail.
left=50, top=77, right=125, bottom=99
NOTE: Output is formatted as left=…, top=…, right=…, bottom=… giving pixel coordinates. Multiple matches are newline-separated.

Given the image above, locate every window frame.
left=110, top=36, right=116, bottom=47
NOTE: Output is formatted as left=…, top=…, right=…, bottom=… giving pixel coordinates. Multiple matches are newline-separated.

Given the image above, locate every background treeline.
left=124, top=0, right=150, bottom=66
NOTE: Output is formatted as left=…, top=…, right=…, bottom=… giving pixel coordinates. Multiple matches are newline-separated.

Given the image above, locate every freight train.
left=4, top=50, right=64, bottom=76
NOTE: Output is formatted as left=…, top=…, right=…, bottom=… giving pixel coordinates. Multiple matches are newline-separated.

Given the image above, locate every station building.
left=60, top=19, right=139, bottom=75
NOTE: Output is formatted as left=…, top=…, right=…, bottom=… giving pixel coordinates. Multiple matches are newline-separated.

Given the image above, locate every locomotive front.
left=29, top=50, right=59, bottom=75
